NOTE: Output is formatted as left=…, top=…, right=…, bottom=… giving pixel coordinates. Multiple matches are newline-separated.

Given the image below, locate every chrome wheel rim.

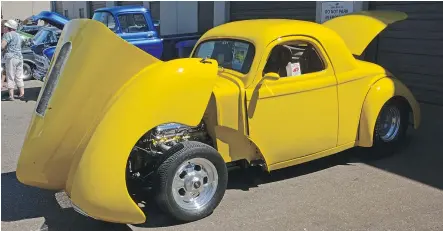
left=171, top=158, right=218, bottom=211
left=379, top=105, right=401, bottom=142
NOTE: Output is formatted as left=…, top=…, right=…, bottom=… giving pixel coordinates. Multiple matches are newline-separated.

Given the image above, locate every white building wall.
left=1, top=1, right=51, bottom=20
left=160, top=1, right=198, bottom=36
left=61, top=1, right=88, bottom=19
left=315, top=1, right=369, bottom=23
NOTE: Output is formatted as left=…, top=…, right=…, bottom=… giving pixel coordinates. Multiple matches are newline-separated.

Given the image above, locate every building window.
left=64, top=10, right=68, bottom=18
left=79, top=8, right=85, bottom=18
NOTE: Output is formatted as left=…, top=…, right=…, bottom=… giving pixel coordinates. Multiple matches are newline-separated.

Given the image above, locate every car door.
left=246, top=36, right=338, bottom=169
left=117, top=13, right=163, bottom=58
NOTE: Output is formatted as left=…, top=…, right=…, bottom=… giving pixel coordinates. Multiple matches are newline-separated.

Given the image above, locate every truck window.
left=92, top=12, right=116, bottom=32
left=33, top=30, right=57, bottom=44
left=118, top=13, right=149, bottom=33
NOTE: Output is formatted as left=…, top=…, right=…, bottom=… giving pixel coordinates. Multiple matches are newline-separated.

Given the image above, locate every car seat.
left=263, top=45, right=292, bottom=77
left=298, top=45, right=324, bottom=74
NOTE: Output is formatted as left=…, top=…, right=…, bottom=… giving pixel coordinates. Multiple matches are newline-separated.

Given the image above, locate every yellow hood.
left=17, top=19, right=161, bottom=189
left=16, top=19, right=219, bottom=224
left=322, top=10, right=407, bottom=56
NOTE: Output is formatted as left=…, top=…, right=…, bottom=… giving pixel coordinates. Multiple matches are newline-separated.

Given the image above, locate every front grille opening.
left=36, top=42, right=72, bottom=116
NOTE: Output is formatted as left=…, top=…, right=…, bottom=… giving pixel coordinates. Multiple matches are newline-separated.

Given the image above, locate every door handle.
left=146, top=32, right=155, bottom=38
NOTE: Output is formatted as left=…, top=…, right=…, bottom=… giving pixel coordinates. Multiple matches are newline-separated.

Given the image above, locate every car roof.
left=95, top=5, right=149, bottom=15
left=197, top=18, right=358, bottom=83
left=201, top=19, right=337, bottom=48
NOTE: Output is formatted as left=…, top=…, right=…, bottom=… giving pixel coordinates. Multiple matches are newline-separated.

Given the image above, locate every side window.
left=263, top=42, right=325, bottom=78
left=118, top=14, right=149, bottom=33
left=106, top=14, right=116, bottom=31
left=92, top=12, right=116, bottom=32
left=49, top=32, right=58, bottom=43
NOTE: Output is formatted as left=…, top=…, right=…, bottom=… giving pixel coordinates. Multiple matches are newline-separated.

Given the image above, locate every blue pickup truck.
left=31, top=6, right=190, bottom=81
left=92, top=6, right=163, bottom=58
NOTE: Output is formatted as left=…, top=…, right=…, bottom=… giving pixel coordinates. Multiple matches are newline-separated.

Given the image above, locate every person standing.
left=1, top=19, right=24, bottom=101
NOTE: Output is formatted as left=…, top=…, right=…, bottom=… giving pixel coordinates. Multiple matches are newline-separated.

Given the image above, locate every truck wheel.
left=22, top=62, right=34, bottom=81
left=372, top=99, right=409, bottom=156
left=154, top=141, right=228, bottom=222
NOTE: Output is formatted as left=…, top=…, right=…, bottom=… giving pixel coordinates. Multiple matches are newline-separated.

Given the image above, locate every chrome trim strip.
left=72, top=203, right=93, bottom=219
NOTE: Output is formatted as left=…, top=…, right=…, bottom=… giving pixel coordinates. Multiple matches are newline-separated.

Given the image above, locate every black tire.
left=371, top=99, right=409, bottom=157
left=154, top=141, right=228, bottom=222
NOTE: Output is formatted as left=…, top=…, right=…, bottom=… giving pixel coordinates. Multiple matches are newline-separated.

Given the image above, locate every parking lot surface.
left=2, top=80, right=443, bottom=231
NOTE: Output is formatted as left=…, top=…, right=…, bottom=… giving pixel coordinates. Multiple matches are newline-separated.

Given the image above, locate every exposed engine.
left=127, top=121, right=212, bottom=183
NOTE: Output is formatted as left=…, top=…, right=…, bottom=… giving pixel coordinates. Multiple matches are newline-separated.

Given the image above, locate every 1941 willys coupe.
left=17, top=11, right=420, bottom=224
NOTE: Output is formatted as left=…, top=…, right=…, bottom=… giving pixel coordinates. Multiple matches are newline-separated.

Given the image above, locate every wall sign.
left=320, top=1, right=354, bottom=23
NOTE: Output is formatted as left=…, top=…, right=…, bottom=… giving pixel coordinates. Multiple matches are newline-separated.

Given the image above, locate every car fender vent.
left=36, top=42, right=72, bottom=116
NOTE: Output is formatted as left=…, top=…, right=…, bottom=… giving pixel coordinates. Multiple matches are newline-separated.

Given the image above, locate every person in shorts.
left=1, top=19, right=24, bottom=101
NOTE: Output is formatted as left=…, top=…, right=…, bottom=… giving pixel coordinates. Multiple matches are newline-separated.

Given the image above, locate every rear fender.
left=357, top=77, right=421, bottom=147
left=70, top=58, right=219, bottom=224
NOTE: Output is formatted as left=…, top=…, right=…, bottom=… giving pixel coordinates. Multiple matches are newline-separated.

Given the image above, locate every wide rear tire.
left=371, top=99, right=409, bottom=156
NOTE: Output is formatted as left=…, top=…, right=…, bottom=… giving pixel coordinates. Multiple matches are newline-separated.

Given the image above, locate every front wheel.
left=154, top=141, right=228, bottom=222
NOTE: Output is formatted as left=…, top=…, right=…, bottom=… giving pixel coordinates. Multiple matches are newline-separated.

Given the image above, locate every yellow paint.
left=269, top=142, right=356, bottom=171
left=357, top=77, right=421, bottom=147
left=335, top=60, right=390, bottom=145
left=323, top=10, right=408, bottom=56
left=17, top=19, right=219, bottom=224
left=16, top=10, right=420, bottom=224
left=245, top=35, right=339, bottom=166
left=195, top=17, right=358, bottom=87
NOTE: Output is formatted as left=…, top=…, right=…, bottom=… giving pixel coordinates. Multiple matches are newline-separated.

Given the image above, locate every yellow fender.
left=70, top=58, right=219, bottom=224
left=358, top=77, right=421, bottom=147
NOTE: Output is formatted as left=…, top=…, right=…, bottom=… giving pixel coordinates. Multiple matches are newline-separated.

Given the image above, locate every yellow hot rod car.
left=17, top=11, right=420, bottom=224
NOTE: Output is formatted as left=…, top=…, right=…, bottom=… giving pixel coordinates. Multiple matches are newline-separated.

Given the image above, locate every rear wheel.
left=372, top=99, right=409, bottom=156
left=154, top=141, right=228, bottom=222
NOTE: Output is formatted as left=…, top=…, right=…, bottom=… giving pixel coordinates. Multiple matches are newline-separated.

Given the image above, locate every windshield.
left=92, top=12, right=117, bottom=32
left=192, top=39, right=255, bottom=74
left=33, top=29, right=57, bottom=45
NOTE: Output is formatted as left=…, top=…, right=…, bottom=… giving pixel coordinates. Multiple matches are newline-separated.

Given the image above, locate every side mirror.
left=263, top=72, right=280, bottom=81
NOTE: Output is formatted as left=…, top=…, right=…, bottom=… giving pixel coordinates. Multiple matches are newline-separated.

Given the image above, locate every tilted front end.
left=16, top=19, right=220, bottom=224
left=16, top=19, right=160, bottom=223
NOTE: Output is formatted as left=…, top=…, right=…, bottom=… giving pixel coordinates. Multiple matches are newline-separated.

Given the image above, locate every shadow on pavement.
left=361, top=103, right=443, bottom=190
left=1, top=86, right=41, bottom=102
left=226, top=149, right=355, bottom=191
left=2, top=104, right=441, bottom=230
left=227, top=103, right=443, bottom=192
left=1, top=172, right=132, bottom=231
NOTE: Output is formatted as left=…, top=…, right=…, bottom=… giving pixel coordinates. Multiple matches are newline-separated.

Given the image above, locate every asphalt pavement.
left=2, top=80, right=443, bottom=231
